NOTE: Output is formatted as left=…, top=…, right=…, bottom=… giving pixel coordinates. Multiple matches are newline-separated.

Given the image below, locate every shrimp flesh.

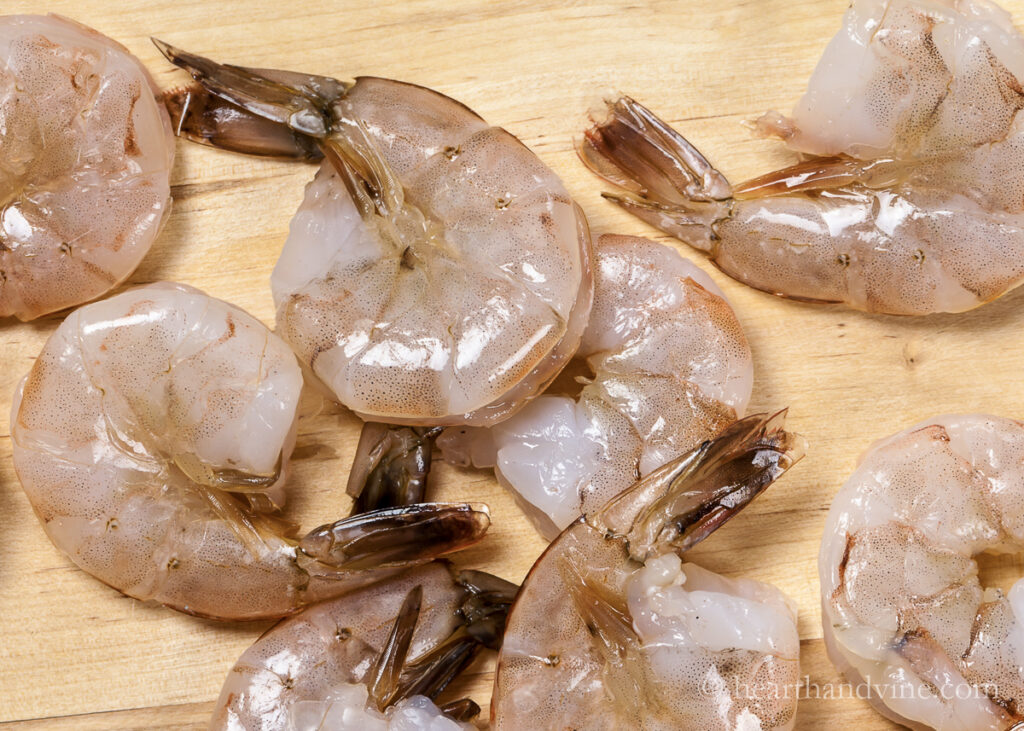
left=439, top=233, right=752, bottom=539
left=155, top=42, right=593, bottom=426
left=820, top=414, right=1024, bottom=729
left=493, top=412, right=805, bottom=730
left=10, top=283, right=489, bottom=621
left=212, top=561, right=517, bottom=730
left=580, top=0, right=1024, bottom=315
left=0, top=15, right=173, bottom=321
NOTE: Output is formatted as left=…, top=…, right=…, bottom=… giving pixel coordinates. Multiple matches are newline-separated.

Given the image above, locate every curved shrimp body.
left=493, top=413, right=805, bottom=730
left=157, top=43, right=593, bottom=426
left=10, top=284, right=489, bottom=621
left=212, top=561, right=517, bottom=730
left=581, top=0, right=1024, bottom=315
left=0, top=15, right=173, bottom=321
left=440, top=233, right=752, bottom=539
left=820, top=414, right=1024, bottom=730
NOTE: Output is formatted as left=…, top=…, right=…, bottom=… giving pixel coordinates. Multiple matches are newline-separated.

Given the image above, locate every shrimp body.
left=581, top=0, right=1024, bottom=315
left=493, top=414, right=805, bottom=730
left=11, top=284, right=489, bottom=621
left=0, top=15, right=173, bottom=320
left=212, top=562, right=516, bottom=730
left=820, top=415, right=1024, bottom=730
left=158, top=44, right=593, bottom=426
left=440, top=234, right=751, bottom=539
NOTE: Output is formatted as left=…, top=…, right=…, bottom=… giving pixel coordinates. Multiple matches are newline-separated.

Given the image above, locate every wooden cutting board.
left=3, top=0, right=1024, bottom=728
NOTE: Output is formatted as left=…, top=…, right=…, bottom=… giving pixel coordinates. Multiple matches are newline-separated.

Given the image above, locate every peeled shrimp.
left=10, top=283, right=489, bottom=621
left=581, top=0, right=1024, bottom=315
left=0, top=15, right=173, bottom=321
left=440, top=233, right=752, bottom=539
left=820, top=414, right=1024, bottom=730
left=493, top=413, right=805, bottom=730
left=212, top=561, right=517, bottom=731
left=155, top=42, right=592, bottom=425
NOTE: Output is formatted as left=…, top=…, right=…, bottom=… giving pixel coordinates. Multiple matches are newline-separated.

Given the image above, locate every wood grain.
left=3, top=0, right=1024, bottom=728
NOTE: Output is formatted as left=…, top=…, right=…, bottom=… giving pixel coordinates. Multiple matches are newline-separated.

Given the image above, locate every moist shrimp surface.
left=821, top=414, right=1024, bottom=730
left=493, top=413, right=805, bottom=730
left=0, top=15, right=173, bottom=321
left=581, top=0, right=1024, bottom=315
left=440, top=233, right=752, bottom=539
left=157, top=43, right=593, bottom=426
left=212, top=562, right=517, bottom=731
left=10, top=283, right=489, bottom=621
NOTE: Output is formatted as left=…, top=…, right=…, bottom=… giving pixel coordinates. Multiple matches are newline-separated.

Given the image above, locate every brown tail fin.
left=579, top=96, right=734, bottom=253
left=597, top=410, right=805, bottom=561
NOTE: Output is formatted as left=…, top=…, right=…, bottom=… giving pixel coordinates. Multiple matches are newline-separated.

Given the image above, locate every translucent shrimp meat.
left=493, top=413, right=806, bottom=730
left=10, top=283, right=489, bottom=621
left=820, top=414, right=1024, bottom=729
left=0, top=15, right=173, bottom=320
left=156, top=42, right=593, bottom=425
left=581, top=0, right=1024, bottom=315
left=440, top=233, right=752, bottom=539
left=212, top=561, right=517, bottom=731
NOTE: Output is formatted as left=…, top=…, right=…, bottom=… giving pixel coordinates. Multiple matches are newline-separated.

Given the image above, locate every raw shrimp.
left=439, top=233, right=752, bottom=539
left=493, top=413, right=805, bottom=730
left=155, top=42, right=593, bottom=425
left=820, top=414, right=1024, bottom=730
left=0, top=15, right=173, bottom=321
left=10, top=283, right=489, bottom=621
left=580, top=0, right=1024, bottom=315
left=212, top=561, right=517, bottom=731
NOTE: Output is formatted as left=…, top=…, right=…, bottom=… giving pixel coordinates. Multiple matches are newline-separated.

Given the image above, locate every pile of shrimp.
left=30, top=2, right=1024, bottom=730
left=580, top=0, right=1024, bottom=315
left=0, top=15, right=173, bottom=321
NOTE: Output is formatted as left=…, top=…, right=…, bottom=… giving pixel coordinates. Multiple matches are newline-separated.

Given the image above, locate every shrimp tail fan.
left=154, top=38, right=345, bottom=156
left=346, top=423, right=444, bottom=514
left=578, top=95, right=734, bottom=253
left=162, top=84, right=323, bottom=159
left=298, top=503, right=491, bottom=571
left=596, top=410, right=806, bottom=562
left=394, top=569, right=518, bottom=701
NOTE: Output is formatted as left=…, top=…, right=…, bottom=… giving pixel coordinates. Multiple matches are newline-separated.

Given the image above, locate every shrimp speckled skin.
left=493, top=413, right=805, bottom=730
left=440, top=234, right=752, bottom=539
left=581, top=0, right=1024, bottom=315
left=212, top=562, right=517, bottom=731
left=821, top=415, right=1024, bottom=730
left=10, top=283, right=489, bottom=621
left=0, top=15, right=173, bottom=321
left=157, top=43, right=593, bottom=426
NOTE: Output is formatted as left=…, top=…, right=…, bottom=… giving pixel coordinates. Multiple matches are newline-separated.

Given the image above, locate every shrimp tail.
left=152, top=38, right=346, bottom=142
left=394, top=569, right=518, bottom=700
left=154, top=39, right=411, bottom=236
left=347, top=423, right=444, bottom=514
left=298, top=502, right=490, bottom=571
left=578, top=96, right=733, bottom=253
left=162, top=84, right=323, bottom=160
left=599, top=411, right=806, bottom=562
left=368, top=584, right=424, bottom=710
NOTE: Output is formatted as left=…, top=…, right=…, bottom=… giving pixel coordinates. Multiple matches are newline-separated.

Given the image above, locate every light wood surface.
left=4, top=0, right=1024, bottom=728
